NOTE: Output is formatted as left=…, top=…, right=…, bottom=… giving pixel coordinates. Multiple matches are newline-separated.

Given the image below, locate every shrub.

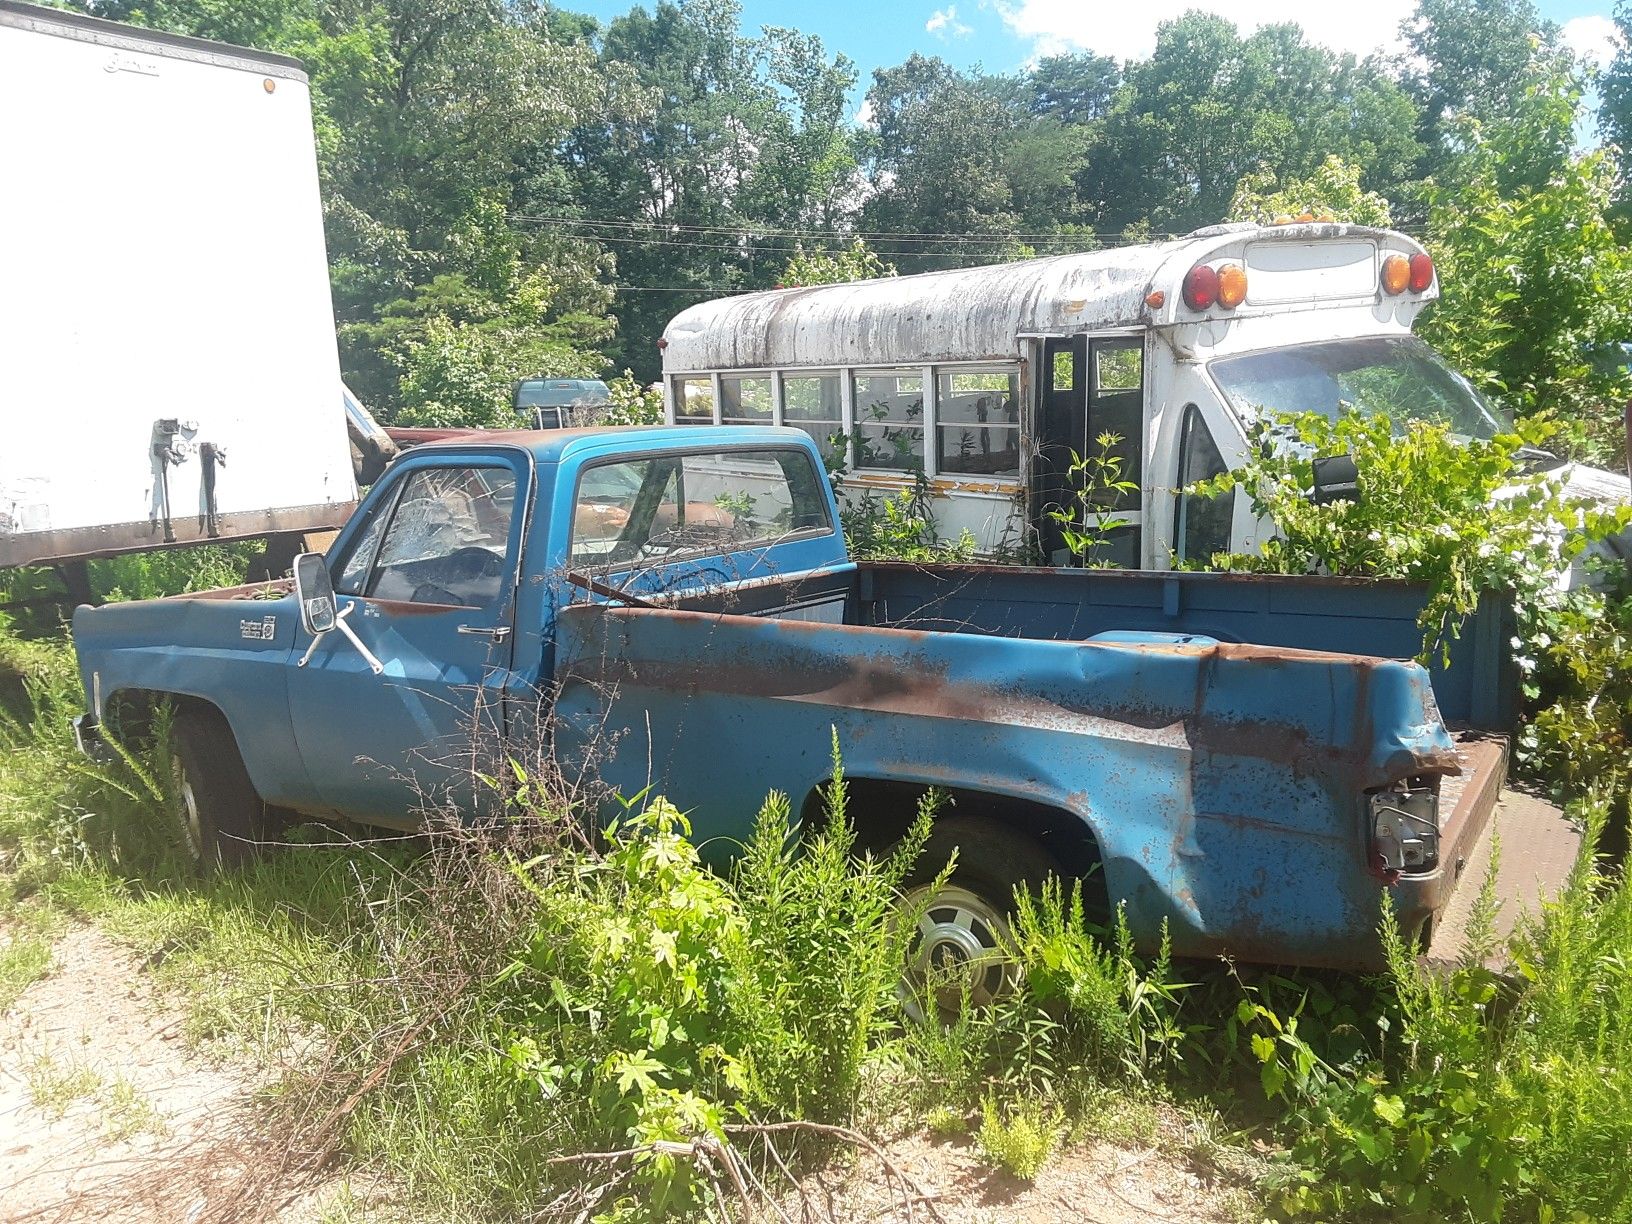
left=1190, top=410, right=1627, bottom=661
left=1258, top=784, right=1632, bottom=1222
left=1007, top=879, right=1191, bottom=1082
left=976, top=1091, right=1062, bottom=1180
left=727, top=744, right=937, bottom=1124
left=840, top=472, right=978, bottom=562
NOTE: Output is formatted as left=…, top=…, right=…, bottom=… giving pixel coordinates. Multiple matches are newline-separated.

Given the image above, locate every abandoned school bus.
left=660, top=222, right=1493, bottom=565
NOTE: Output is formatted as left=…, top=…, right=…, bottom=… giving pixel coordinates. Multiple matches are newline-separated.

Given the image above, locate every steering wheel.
left=444, top=546, right=505, bottom=580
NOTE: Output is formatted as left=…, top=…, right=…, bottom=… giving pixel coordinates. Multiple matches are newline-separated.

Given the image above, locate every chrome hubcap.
left=172, top=756, right=203, bottom=862
left=902, top=884, right=1017, bottom=1016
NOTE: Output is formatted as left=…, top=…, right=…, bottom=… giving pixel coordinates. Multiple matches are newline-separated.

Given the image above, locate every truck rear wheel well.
left=802, top=777, right=1108, bottom=909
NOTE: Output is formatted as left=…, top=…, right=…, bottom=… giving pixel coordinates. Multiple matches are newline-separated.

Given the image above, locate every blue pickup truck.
left=73, top=426, right=1519, bottom=978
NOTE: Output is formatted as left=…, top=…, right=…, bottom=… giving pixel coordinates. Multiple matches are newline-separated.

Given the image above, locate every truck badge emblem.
left=239, top=615, right=276, bottom=641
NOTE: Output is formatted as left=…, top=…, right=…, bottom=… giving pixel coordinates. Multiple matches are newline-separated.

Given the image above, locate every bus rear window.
left=570, top=448, right=833, bottom=569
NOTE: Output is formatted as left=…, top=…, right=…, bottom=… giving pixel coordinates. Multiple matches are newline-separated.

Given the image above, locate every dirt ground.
left=0, top=924, right=1249, bottom=1223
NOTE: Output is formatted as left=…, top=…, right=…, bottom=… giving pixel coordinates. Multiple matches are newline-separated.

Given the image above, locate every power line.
left=508, top=211, right=1161, bottom=243
left=519, top=225, right=1103, bottom=262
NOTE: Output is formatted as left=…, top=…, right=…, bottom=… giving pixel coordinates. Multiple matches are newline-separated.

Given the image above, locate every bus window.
left=720, top=375, right=772, bottom=424
left=781, top=373, right=844, bottom=468
left=852, top=370, right=925, bottom=472
left=1090, top=341, right=1143, bottom=499
left=938, top=370, right=1020, bottom=476
left=1173, top=404, right=1233, bottom=564
left=674, top=377, right=714, bottom=424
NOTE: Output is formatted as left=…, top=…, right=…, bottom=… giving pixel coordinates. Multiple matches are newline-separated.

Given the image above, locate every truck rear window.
left=570, top=447, right=832, bottom=569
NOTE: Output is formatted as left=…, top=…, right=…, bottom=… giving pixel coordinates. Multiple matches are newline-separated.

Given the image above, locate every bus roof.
left=660, top=222, right=1427, bottom=372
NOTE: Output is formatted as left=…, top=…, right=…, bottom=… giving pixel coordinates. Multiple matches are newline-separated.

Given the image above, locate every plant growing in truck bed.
left=1189, top=410, right=1627, bottom=660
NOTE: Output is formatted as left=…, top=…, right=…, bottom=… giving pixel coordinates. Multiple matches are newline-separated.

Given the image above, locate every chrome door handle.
left=457, top=624, right=512, bottom=642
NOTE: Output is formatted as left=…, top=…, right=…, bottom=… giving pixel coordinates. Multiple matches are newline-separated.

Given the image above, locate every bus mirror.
left=1311, top=453, right=1359, bottom=505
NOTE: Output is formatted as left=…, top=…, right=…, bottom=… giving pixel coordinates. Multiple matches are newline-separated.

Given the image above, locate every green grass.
left=0, top=930, right=52, bottom=1008
left=26, top=1052, right=104, bottom=1119
left=100, top=1075, right=169, bottom=1142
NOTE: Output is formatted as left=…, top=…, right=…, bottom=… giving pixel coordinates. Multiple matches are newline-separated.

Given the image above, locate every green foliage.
left=1519, top=584, right=1632, bottom=791
left=727, top=740, right=937, bottom=1123
left=1256, top=787, right=1632, bottom=1222
left=600, top=371, right=666, bottom=426
left=1044, top=431, right=1140, bottom=568
left=840, top=473, right=978, bottom=562
left=976, top=1091, right=1062, bottom=1180
left=1092, top=13, right=1420, bottom=235
left=1192, top=410, right=1628, bottom=659
left=1008, top=880, right=1191, bottom=1080
left=503, top=795, right=748, bottom=1214
left=498, top=750, right=938, bottom=1215
left=779, top=239, right=895, bottom=286
left=1229, top=154, right=1394, bottom=226
left=1422, top=61, right=1632, bottom=460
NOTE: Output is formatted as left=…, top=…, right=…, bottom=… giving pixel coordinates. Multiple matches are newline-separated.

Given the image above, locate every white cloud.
left=1562, top=14, right=1620, bottom=70
left=989, top=1, right=1414, bottom=63
left=927, top=5, right=973, bottom=39
left=852, top=97, right=877, bottom=128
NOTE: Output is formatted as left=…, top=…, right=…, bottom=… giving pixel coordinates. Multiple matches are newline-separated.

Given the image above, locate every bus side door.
left=1036, top=334, right=1146, bottom=568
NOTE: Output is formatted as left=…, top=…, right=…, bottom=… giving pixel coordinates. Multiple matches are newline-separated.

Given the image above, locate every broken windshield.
left=1208, top=336, right=1508, bottom=440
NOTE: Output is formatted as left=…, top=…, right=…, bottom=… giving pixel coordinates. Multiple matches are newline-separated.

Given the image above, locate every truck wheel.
left=169, top=711, right=267, bottom=871
left=900, top=815, right=1058, bottom=1019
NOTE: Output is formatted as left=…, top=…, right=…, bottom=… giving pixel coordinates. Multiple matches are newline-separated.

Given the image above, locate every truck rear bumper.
left=1423, top=782, right=1582, bottom=968
left=1393, top=734, right=1509, bottom=934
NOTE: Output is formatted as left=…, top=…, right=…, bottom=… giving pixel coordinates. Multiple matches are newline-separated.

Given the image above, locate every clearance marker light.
left=1409, top=252, right=1435, bottom=293
left=1182, top=264, right=1219, bottom=310
left=1381, top=254, right=1411, bottom=295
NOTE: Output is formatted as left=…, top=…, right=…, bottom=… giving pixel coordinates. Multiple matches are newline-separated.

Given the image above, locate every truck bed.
left=563, top=555, right=1509, bottom=969
left=846, top=562, right=1518, bottom=732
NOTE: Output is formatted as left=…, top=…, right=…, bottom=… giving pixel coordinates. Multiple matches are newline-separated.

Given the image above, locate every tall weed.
left=1259, top=783, right=1632, bottom=1222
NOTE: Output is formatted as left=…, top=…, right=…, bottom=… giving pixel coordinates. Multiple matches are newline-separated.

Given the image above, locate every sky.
left=561, top=0, right=1622, bottom=127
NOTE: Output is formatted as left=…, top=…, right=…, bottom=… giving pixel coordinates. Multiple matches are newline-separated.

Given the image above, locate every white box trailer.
left=0, top=0, right=361, bottom=570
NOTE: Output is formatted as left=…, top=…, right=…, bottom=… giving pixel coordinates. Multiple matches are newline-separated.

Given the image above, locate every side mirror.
left=1311, top=452, right=1359, bottom=505
left=293, top=553, right=337, bottom=635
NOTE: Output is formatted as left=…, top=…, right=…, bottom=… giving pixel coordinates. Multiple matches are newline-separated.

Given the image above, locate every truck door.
left=286, top=453, right=528, bottom=824
left=1034, top=334, right=1146, bottom=567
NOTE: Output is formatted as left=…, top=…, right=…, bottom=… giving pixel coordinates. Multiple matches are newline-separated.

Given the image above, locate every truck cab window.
left=571, top=448, right=832, bottom=569
left=358, top=466, right=517, bottom=607
left=1174, top=405, right=1233, bottom=564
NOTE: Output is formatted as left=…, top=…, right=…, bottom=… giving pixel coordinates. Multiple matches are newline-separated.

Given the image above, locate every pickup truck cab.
left=74, top=426, right=1529, bottom=976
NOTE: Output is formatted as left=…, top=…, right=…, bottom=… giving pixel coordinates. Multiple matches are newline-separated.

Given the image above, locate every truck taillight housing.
left=1370, top=780, right=1440, bottom=874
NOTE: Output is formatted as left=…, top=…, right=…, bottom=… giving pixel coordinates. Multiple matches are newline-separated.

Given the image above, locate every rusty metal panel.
left=659, top=223, right=1426, bottom=373
left=855, top=562, right=1516, bottom=731
left=553, top=599, right=1462, bottom=970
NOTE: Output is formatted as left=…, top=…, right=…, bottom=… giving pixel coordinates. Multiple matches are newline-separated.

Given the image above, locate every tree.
left=1421, top=64, right=1632, bottom=460
left=1229, top=156, right=1395, bottom=226
left=1596, top=1, right=1632, bottom=183
left=858, top=55, right=1096, bottom=272
left=1028, top=52, right=1119, bottom=125
left=778, top=240, right=895, bottom=287
left=565, top=0, right=860, bottom=378
left=1091, top=14, right=1419, bottom=234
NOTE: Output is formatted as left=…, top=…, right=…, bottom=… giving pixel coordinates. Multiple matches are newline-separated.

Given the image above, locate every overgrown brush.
left=0, top=631, right=194, bottom=891
left=1247, top=783, right=1632, bottom=1222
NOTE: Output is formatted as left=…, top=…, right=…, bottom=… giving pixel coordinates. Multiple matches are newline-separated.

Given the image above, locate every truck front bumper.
left=71, top=713, right=105, bottom=759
